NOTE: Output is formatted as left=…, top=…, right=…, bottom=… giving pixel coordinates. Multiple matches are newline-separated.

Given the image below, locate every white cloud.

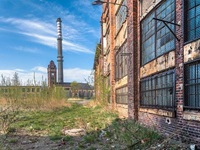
left=0, top=17, right=94, bottom=54
left=31, top=66, right=47, bottom=73
left=62, top=41, right=94, bottom=54
left=0, top=67, right=93, bottom=85
left=14, top=69, right=25, bottom=72
left=72, top=0, right=102, bottom=20
left=64, top=68, right=92, bottom=83
left=0, top=69, right=46, bottom=86
left=12, top=46, right=40, bottom=54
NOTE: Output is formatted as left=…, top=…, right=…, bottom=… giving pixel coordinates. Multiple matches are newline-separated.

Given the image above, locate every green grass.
left=11, top=103, right=117, bottom=138
left=3, top=102, right=162, bottom=149
left=8, top=138, right=18, bottom=144
left=107, top=119, right=161, bottom=149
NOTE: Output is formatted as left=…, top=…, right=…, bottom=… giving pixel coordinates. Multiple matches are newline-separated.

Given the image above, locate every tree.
left=12, top=72, right=20, bottom=86
left=84, top=70, right=94, bottom=88
left=70, top=81, right=80, bottom=98
left=1, top=74, right=6, bottom=86
left=33, top=72, right=36, bottom=86
left=6, top=77, right=11, bottom=86
left=26, top=79, right=32, bottom=86
left=41, top=78, right=47, bottom=88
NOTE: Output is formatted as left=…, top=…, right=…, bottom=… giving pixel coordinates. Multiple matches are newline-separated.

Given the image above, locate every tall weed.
left=0, top=86, right=68, bottom=134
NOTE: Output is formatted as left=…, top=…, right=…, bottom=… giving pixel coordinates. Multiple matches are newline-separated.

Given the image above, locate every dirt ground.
left=0, top=129, right=191, bottom=150
left=0, top=100, right=193, bottom=150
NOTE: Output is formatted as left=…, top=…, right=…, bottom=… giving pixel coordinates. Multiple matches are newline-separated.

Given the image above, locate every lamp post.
left=92, top=0, right=128, bottom=17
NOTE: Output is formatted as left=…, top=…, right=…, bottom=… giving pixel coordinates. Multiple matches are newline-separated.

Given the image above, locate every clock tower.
left=47, top=60, right=57, bottom=87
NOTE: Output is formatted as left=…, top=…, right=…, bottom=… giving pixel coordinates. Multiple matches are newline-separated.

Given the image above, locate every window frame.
left=184, top=0, right=200, bottom=43
left=116, top=85, right=128, bottom=104
left=184, top=59, right=200, bottom=110
left=115, top=0, right=127, bottom=32
left=140, top=69, right=175, bottom=110
left=140, top=0, right=176, bottom=66
left=115, top=41, right=128, bottom=81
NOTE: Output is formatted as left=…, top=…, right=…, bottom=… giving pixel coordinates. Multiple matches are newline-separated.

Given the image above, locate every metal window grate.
left=140, top=70, right=175, bottom=109
left=185, top=61, right=200, bottom=109
left=141, top=0, right=175, bottom=65
left=116, top=0, right=127, bottom=31
left=115, top=41, right=128, bottom=81
left=116, top=86, right=128, bottom=104
left=184, top=0, right=200, bottom=42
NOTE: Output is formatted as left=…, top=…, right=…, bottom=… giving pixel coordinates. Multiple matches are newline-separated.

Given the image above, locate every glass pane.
left=146, top=80, right=149, bottom=90
left=198, top=94, right=200, bottom=107
left=197, top=84, right=200, bottom=94
left=165, top=41, right=171, bottom=52
left=167, top=74, right=171, bottom=86
left=157, top=90, right=162, bottom=106
left=189, top=85, right=195, bottom=94
left=196, top=15, right=200, bottom=28
left=188, top=30, right=196, bottom=41
left=147, top=91, right=151, bottom=105
left=188, top=18, right=195, bottom=30
left=156, top=77, right=161, bottom=88
left=197, top=64, right=200, bottom=83
left=148, top=79, right=152, bottom=90
left=196, top=27, right=200, bottom=38
left=189, top=95, right=196, bottom=107
left=185, top=87, right=189, bottom=106
left=187, top=0, right=195, bottom=9
left=197, top=0, right=200, bottom=5
left=196, top=5, right=200, bottom=16
left=162, top=75, right=166, bottom=88
left=189, top=64, right=196, bottom=83
left=141, top=81, right=144, bottom=91
left=187, top=9, right=195, bottom=19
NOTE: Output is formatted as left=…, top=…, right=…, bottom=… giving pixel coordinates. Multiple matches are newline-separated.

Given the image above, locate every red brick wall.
left=135, top=0, right=200, bottom=148
left=138, top=111, right=200, bottom=147
left=127, top=0, right=139, bottom=119
left=175, top=0, right=200, bottom=147
left=175, top=0, right=184, bottom=119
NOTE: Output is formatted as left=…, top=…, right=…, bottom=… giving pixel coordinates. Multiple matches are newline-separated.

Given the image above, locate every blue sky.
left=0, top=0, right=101, bottom=85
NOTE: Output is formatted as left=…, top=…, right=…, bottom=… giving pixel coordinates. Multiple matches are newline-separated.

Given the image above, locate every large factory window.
left=115, top=41, right=128, bottom=80
left=141, top=0, right=175, bottom=65
left=185, top=60, right=200, bottom=109
left=116, top=0, right=127, bottom=32
left=116, top=86, right=128, bottom=104
left=140, top=70, right=175, bottom=109
left=184, top=0, right=200, bottom=42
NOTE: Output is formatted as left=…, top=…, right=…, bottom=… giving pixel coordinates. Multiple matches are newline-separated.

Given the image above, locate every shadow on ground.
left=0, top=101, right=192, bottom=150
left=0, top=120, right=190, bottom=150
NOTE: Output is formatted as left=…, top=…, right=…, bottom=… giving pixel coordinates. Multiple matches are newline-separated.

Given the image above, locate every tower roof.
left=56, top=18, right=62, bottom=22
left=48, top=60, right=56, bottom=69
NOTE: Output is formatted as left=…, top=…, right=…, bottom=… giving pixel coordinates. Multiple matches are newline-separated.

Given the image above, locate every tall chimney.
left=56, top=18, right=64, bottom=84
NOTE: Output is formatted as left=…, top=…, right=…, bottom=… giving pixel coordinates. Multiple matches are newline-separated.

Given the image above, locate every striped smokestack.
left=56, top=18, right=64, bottom=84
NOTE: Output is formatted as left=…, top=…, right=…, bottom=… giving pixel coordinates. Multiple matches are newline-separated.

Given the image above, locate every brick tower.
left=47, top=60, right=57, bottom=87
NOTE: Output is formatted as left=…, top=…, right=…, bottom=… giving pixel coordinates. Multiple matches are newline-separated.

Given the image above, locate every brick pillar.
left=110, top=0, right=116, bottom=110
left=175, top=0, right=184, bottom=119
left=127, top=0, right=138, bottom=119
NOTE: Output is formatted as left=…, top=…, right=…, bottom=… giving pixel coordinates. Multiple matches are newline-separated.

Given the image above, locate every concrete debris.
left=61, top=128, right=86, bottom=136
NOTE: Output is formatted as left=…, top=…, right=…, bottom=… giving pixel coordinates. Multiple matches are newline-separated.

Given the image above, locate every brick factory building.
left=47, top=60, right=94, bottom=99
left=93, top=0, right=200, bottom=147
